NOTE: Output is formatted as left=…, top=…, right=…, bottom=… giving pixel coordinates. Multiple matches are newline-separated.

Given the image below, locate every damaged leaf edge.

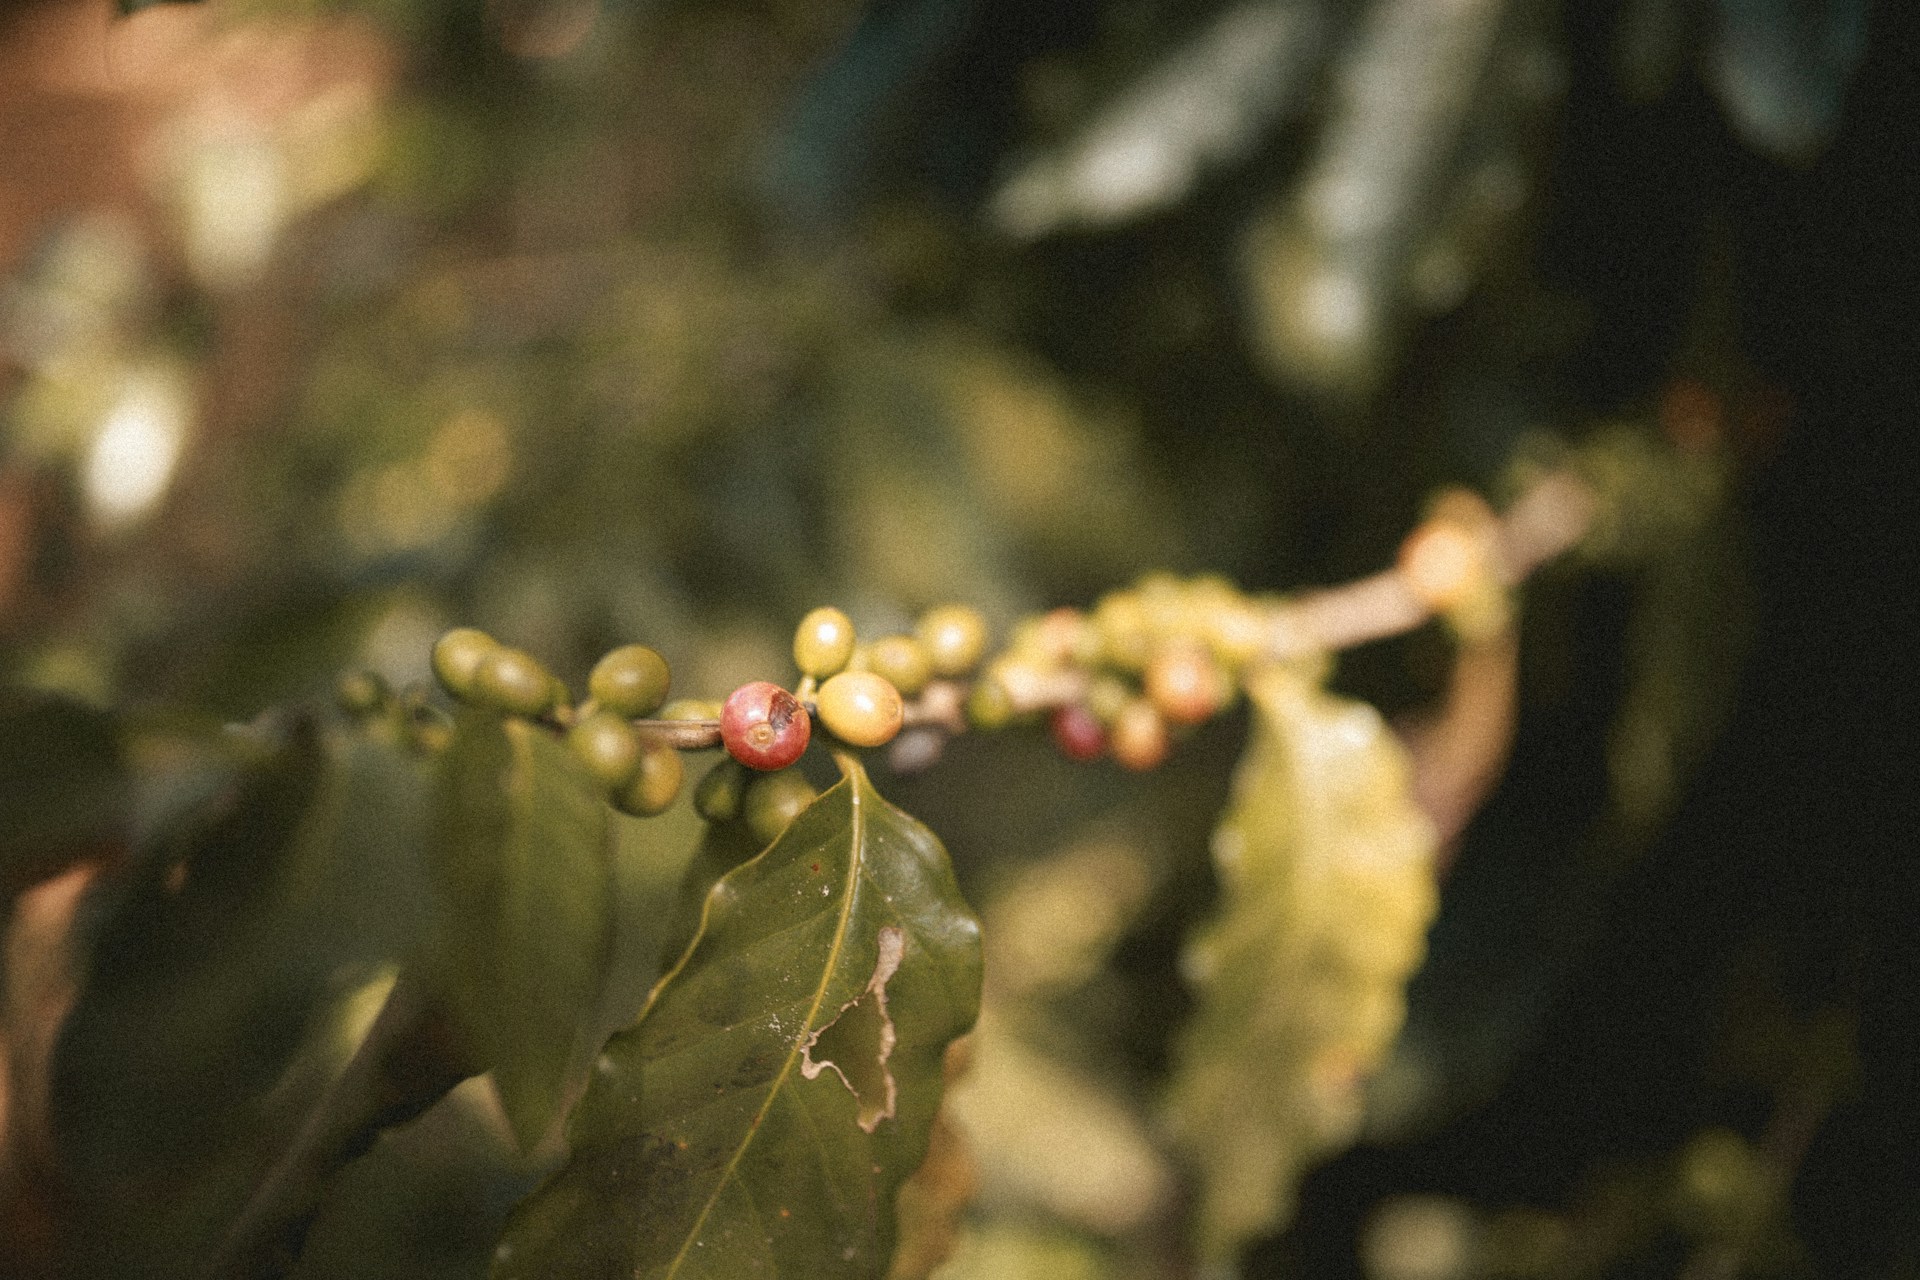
left=800, top=924, right=905, bottom=1133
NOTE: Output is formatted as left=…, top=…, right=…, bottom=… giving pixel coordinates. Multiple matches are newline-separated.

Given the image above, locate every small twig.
left=630, top=718, right=722, bottom=751
left=209, top=971, right=473, bottom=1280
left=885, top=469, right=1595, bottom=772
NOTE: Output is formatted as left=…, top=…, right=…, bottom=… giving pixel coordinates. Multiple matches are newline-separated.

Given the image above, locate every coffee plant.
left=4, top=0, right=1906, bottom=1275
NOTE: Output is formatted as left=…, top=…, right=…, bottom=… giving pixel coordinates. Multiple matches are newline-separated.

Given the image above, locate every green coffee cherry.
left=658, top=697, right=723, bottom=722
left=966, top=673, right=1015, bottom=730
left=743, top=768, right=818, bottom=846
left=432, top=628, right=499, bottom=701
left=588, top=644, right=671, bottom=718
left=917, top=604, right=988, bottom=677
left=335, top=669, right=389, bottom=717
left=474, top=647, right=557, bottom=717
left=568, top=711, right=641, bottom=790
left=614, top=741, right=684, bottom=817
left=860, top=634, right=932, bottom=697
left=694, top=757, right=748, bottom=823
left=407, top=705, right=455, bottom=755
left=793, top=607, right=857, bottom=679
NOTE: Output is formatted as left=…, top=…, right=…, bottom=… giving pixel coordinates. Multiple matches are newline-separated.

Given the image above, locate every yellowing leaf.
left=1166, top=665, right=1439, bottom=1261
left=491, top=753, right=982, bottom=1279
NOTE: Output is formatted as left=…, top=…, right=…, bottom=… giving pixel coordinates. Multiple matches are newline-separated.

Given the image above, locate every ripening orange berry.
left=1109, top=698, right=1170, bottom=771
left=1144, top=645, right=1224, bottom=725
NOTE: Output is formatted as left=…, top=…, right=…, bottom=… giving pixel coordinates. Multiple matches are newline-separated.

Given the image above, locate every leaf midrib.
left=659, top=770, right=867, bottom=1279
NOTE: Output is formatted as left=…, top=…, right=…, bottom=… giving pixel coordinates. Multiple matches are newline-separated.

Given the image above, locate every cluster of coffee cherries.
left=372, top=603, right=988, bottom=839
left=344, top=494, right=1502, bottom=831
left=959, top=496, right=1509, bottom=769
left=961, top=576, right=1264, bottom=773
left=424, top=627, right=694, bottom=818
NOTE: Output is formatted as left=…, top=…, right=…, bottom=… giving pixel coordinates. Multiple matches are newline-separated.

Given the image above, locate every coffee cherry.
left=694, top=757, right=748, bottom=823
left=917, top=605, right=988, bottom=677
left=1092, top=592, right=1151, bottom=670
left=614, top=741, right=683, bottom=817
left=1086, top=674, right=1134, bottom=724
left=743, top=768, right=818, bottom=846
left=568, top=711, right=641, bottom=790
left=1049, top=704, right=1107, bottom=762
left=589, top=645, right=671, bottom=718
left=793, top=607, right=857, bottom=679
left=1144, top=645, right=1224, bottom=725
left=816, top=671, right=904, bottom=747
left=966, top=674, right=1015, bottom=730
left=335, top=669, right=389, bottom=716
left=1109, top=698, right=1169, bottom=771
left=859, top=634, right=931, bottom=697
left=432, top=628, right=499, bottom=701
left=475, top=647, right=558, bottom=717
left=720, top=681, right=811, bottom=770
left=658, top=698, right=723, bottom=722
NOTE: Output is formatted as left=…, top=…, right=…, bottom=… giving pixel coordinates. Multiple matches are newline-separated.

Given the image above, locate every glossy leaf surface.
left=430, top=708, right=616, bottom=1150
left=1166, top=665, right=1439, bottom=1261
left=492, top=754, right=982, bottom=1280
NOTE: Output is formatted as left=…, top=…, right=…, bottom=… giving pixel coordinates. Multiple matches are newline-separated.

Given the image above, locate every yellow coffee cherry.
left=916, top=604, right=988, bottom=677
left=793, top=606, right=857, bottom=679
left=815, top=671, right=905, bottom=747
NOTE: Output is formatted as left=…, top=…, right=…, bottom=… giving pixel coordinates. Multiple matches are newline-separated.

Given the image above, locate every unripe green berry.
left=588, top=645, right=671, bottom=718
left=408, top=707, right=455, bottom=755
left=694, top=757, right=748, bottom=823
left=793, top=607, right=857, bottom=679
left=432, top=628, right=499, bottom=701
left=614, top=741, right=684, bottom=817
left=859, top=633, right=932, bottom=697
left=658, top=698, right=723, bottom=722
left=475, top=647, right=557, bottom=717
left=335, top=669, right=389, bottom=717
left=743, top=768, right=817, bottom=846
left=815, top=671, right=904, bottom=747
left=568, top=711, right=642, bottom=790
left=966, top=674, right=1015, bottom=730
left=917, top=604, right=988, bottom=677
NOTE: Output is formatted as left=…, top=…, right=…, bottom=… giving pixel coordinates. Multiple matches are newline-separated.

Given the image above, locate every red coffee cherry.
left=720, top=681, right=811, bottom=770
left=1049, top=704, right=1107, bottom=762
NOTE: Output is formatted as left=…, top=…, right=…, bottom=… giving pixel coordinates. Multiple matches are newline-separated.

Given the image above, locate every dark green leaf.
left=50, top=716, right=436, bottom=1270
left=0, top=690, right=127, bottom=899
left=492, top=753, right=982, bottom=1280
left=1164, top=666, right=1438, bottom=1262
left=656, top=814, right=765, bottom=971
left=429, top=708, right=616, bottom=1151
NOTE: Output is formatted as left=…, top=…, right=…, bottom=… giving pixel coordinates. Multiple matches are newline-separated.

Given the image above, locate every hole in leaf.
left=800, top=926, right=904, bottom=1132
